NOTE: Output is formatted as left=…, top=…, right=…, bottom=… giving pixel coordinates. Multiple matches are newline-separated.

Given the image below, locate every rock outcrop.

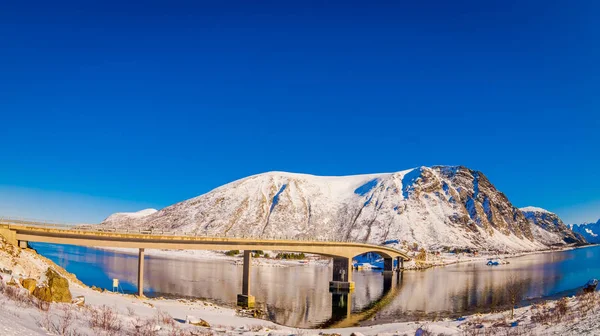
left=20, top=278, right=37, bottom=294
left=520, top=207, right=585, bottom=245
left=34, top=268, right=72, bottom=303
left=100, top=166, right=581, bottom=252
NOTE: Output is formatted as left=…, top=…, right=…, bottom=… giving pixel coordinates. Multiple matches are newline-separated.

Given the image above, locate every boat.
left=583, top=279, right=598, bottom=293
left=486, top=260, right=500, bottom=266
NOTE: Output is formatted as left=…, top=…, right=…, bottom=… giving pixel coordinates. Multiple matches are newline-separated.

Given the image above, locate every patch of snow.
left=519, top=206, right=553, bottom=214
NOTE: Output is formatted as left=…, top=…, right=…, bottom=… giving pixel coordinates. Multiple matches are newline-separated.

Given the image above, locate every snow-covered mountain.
left=570, top=220, right=600, bottom=244
left=100, top=166, right=584, bottom=252
left=520, top=206, right=585, bottom=245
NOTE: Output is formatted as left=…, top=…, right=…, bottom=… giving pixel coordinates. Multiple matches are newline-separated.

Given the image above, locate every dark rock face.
left=434, top=166, right=533, bottom=241
left=521, top=208, right=586, bottom=244
left=571, top=220, right=600, bottom=244
left=100, top=166, right=579, bottom=252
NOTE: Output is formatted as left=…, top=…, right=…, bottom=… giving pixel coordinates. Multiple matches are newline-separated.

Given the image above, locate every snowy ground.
left=3, top=274, right=600, bottom=335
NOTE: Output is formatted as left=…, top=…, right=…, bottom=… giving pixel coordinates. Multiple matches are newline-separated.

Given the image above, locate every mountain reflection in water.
left=32, top=243, right=600, bottom=328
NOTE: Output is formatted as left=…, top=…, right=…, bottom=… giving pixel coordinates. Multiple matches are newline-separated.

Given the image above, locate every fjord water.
left=31, top=243, right=600, bottom=328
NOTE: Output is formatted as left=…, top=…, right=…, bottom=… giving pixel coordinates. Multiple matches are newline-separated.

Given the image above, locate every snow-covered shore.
left=3, top=258, right=600, bottom=335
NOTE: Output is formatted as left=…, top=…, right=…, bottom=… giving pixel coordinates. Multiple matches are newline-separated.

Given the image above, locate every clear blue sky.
left=1, top=1, right=598, bottom=224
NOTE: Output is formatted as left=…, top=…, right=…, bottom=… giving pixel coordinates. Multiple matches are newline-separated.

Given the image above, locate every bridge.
left=0, top=218, right=410, bottom=308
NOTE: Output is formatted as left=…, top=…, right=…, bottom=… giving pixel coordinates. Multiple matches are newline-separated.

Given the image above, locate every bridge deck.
left=0, top=219, right=411, bottom=261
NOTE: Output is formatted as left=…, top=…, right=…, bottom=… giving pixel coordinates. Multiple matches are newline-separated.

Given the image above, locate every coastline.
left=87, top=243, right=597, bottom=271
left=1, top=237, right=600, bottom=335
left=409, top=243, right=595, bottom=270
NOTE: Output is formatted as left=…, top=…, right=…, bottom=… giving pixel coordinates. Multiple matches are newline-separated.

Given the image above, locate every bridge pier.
left=329, top=257, right=354, bottom=291
left=137, top=248, right=145, bottom=297
left=18, top=240, right=28, bottom=249
left=383, top=257, right=393, bottom=275
left=396, top=256, right=404, bottom=271
left=237, top=250, right=255, bottom=308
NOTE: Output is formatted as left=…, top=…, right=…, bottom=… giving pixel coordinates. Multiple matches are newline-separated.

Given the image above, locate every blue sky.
left=0, top=1, right=598, bottom=224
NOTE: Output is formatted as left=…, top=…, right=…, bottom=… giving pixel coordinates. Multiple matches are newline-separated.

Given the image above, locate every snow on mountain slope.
left=520, top=207, right=585, bottom=245
left=100, top=166, right=581, bottom=252
left=571, top=219, right=600, bottom=244
left=102, top=208, right=158, bottom=227
left=520, top=206, right=552, bottom=214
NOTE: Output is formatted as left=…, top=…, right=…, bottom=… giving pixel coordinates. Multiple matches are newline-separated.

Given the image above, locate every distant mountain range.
left=101, top=166, right=586, bottom=252
left=570, top=220, right=600, bottom=244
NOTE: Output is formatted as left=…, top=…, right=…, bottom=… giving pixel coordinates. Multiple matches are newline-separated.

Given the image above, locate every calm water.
left=31, top=243, right=600, bottom=328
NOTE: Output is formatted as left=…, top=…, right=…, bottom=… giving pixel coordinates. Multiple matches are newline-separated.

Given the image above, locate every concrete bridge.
left=0, top=218, right=410, bottom=308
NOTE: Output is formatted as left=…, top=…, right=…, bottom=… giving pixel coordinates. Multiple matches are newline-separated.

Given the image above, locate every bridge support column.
left=329, top=257, right=354, bottom=291
left=382, top=257, right=393, bottom=275
left=18, top=240, right=28, bottom=249
left=396, top=257, right=404, bottom=271
left=237, top=250, right=255, bottom=308
left=137, top=248, right=145, bottom=297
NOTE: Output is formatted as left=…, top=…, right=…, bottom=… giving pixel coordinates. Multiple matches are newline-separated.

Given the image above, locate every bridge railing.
left=0, top=216, right=409, bottom=255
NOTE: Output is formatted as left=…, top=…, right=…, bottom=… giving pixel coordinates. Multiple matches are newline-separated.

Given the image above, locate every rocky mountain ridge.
left=101, top=166, right=584, bottom=252
left=520, top=207, right=585, bottom=245
left=571, top=220, right=600, bottom=244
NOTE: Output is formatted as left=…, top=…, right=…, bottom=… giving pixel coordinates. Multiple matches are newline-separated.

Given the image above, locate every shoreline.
left=410, top=243, right=595, bottom=270
left=88, top=243, right=596, bottom=271
left=2, top=237, right=600, bottom=335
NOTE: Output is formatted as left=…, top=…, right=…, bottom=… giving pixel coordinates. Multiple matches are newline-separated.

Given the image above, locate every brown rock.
left=72, top=295, right=85, bottom=306
left=45, top=268, right=72, bottom=303
left=20, top=278, right=37, bottom=294
left=33, top=286, right=52, bottom=302
left=186, top=315, right=210, bottom=327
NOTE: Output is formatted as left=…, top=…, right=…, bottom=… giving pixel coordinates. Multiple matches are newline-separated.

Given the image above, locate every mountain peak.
left=100, top=165, right=582, bottom=252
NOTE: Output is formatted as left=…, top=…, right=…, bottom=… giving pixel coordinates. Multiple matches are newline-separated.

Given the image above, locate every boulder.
left=20, top=278, right=37, bottom=294
left=186, top=315, right=210, bottom=327
left=45, top=268, right=72, bottom=303
left=72, top=295, right=85, bottom=306
left=33, top=286, right=53, bottom=302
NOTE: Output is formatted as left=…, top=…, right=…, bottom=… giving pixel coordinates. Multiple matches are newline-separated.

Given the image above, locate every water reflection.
left=31, top=243, right=600, bottom=328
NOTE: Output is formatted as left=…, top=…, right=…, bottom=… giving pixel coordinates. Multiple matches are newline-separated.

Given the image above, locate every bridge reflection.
left=318, top=271, right=403, bottom=328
